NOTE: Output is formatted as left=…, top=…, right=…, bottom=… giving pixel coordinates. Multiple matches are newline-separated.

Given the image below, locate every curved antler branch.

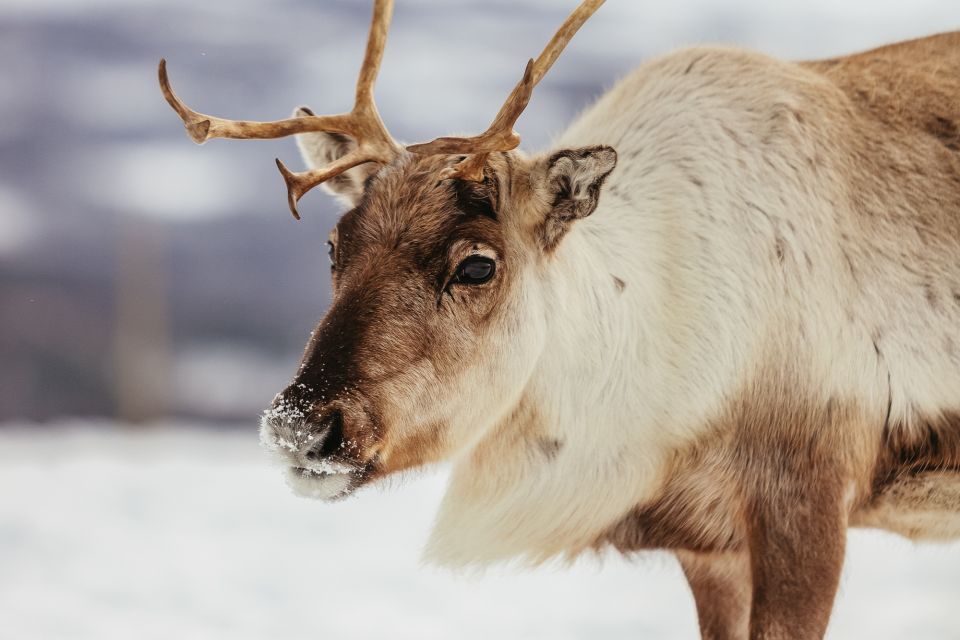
left=407, top=59, right=534, bottom=181
left=275, top=146, right=393, bottom=220
left=158, top=0, right=400, bottom=218
left=159, top=59, right=360, bottom=143
left=407, top=0, right=605, bottom=181
left=159, top=0, right=604, bottom=213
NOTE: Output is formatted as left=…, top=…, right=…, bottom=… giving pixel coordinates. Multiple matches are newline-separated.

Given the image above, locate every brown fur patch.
left=804, top=33, right=960, bottom=153
left=853, top=471, right=960, bottom=540
left=600, top=432, right=745, bottom=553
left=376, top=420, right=447, bottom=476
left=536, top=437, right=563, bottom=460
left=874, top=410, right=960, bottom=491
left=731, top=384, right=853, bottom=639
left=597, top=368, right=870, bottom=638
left=676, top=550, right=751, bottom=640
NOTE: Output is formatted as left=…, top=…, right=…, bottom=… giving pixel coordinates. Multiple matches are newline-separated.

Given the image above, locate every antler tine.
left=158, top=0, right=400, bottom=218
left=407, top=60, right=535, bottom=181
left=407, top=0, right=605, bottom=181
left=527, top=0, right=606, bottom=86
left=275, top=149, right=381, bottom=220
left=354, top=0, right=393, bottom=116
left=275, top=0, right=401, bottom=219
left=158, top=59, right=356, bottom=144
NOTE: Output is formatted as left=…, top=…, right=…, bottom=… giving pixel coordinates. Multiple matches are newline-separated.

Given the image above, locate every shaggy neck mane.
left=425, top=190, right=692, bottom=566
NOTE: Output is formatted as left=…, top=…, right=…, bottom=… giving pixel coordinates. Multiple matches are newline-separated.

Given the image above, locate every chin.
left=285, top=466, right=357, bottom=501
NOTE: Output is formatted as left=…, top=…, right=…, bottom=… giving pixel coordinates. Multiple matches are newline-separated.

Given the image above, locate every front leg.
left=676, top=550, right=751, bottom=640
left=746, top=474, right=847, bottom=639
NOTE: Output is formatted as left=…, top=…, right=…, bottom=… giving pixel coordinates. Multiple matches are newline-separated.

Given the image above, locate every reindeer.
left=159, top=1, right=960, bottom=637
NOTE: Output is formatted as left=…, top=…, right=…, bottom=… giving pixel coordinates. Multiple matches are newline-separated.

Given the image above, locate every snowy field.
left=1, top=424, right=958, bottom=640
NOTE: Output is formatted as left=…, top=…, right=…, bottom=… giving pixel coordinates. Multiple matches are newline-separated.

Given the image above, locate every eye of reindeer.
left=453, top=256, right=496, bottom=285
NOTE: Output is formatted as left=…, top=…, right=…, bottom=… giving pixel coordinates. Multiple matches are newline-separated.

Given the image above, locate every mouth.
left=285, top=464, right=357, bottom=501
left=259, top=416, right=361, bottom=501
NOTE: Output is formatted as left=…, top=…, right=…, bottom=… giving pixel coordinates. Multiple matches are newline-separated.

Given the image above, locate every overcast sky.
left=1, top=0, right=958, bottom=229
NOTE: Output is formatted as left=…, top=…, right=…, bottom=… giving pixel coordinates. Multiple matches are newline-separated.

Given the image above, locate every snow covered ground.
left=1, top=423, right=958, bottom=640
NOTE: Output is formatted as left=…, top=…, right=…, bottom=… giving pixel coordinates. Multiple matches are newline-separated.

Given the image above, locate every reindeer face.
left=260, top=147, right=616, bottom=500
left=261, top=153, right=542, bottom=499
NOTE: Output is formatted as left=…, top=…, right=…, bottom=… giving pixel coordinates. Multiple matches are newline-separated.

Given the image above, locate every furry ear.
left=292, top=106, right=381, bottom=207
left=536, top=145, right=617, bottom=250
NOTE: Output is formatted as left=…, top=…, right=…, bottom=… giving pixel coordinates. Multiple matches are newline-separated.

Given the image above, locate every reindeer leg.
left=676, top=550, right=751, bottom=640
left=745, top=473, right=847, bottom=640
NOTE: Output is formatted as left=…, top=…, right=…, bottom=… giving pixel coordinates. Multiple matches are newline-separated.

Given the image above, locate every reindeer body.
left=430, top=34, right=960, bottom=636
left=161, top=4, right=960, bottom=636
left=434, top=32, right=960, bottom=550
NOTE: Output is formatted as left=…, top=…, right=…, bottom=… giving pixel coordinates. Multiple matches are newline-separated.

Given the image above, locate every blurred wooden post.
left=114, top=215, right=171, bottom=423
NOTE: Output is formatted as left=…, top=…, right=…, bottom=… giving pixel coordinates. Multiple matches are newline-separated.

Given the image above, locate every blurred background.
left=1, top=1, right=959, bottom=638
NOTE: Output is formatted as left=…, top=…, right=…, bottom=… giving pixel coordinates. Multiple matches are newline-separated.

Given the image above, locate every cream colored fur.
left=285, top=42, right=960, bottom=568
left=423, top=46, right=959, bottom=565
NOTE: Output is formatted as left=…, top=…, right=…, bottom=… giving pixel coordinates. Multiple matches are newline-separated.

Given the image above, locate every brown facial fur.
left=281, top=153, right=515, bottom=481
left=274, top=144, right=619, bottom=483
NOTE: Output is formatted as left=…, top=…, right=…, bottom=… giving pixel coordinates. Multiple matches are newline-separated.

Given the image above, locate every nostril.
left=306, top=409, right=345, bottom=459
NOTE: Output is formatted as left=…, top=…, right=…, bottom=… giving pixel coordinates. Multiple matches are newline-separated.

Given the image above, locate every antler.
left=406, top=0, right=605, bottom=181
left=158, top=0, right=401, bottom=219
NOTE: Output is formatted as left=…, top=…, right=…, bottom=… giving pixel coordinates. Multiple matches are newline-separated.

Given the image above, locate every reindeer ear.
left=536, top=145, right=617, bottom=250
left=292, top=106, right=380, bottom=207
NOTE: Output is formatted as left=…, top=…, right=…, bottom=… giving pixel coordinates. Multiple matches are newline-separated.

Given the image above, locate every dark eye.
left=326, top=241, right=335, bottom=268
left=453, top=256, right=495, bottom=285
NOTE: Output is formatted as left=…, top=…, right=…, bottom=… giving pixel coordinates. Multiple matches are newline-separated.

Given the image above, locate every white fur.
left=425, top=46, right=958, bottom=564
left=279, top=45, right=959, bottom=565
left=286, top=467, right=354, bottom=501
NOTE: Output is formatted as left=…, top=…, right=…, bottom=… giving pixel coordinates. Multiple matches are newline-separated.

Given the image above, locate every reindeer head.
left=160, top=0, right=613, bottom=500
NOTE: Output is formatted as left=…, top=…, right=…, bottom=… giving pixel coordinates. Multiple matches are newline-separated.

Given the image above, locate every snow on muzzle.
left=259, top=391, right=372, bottom=501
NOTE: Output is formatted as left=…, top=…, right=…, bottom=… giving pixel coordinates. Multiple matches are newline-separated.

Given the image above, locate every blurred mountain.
left=0, top=212, right=332, bottom=421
